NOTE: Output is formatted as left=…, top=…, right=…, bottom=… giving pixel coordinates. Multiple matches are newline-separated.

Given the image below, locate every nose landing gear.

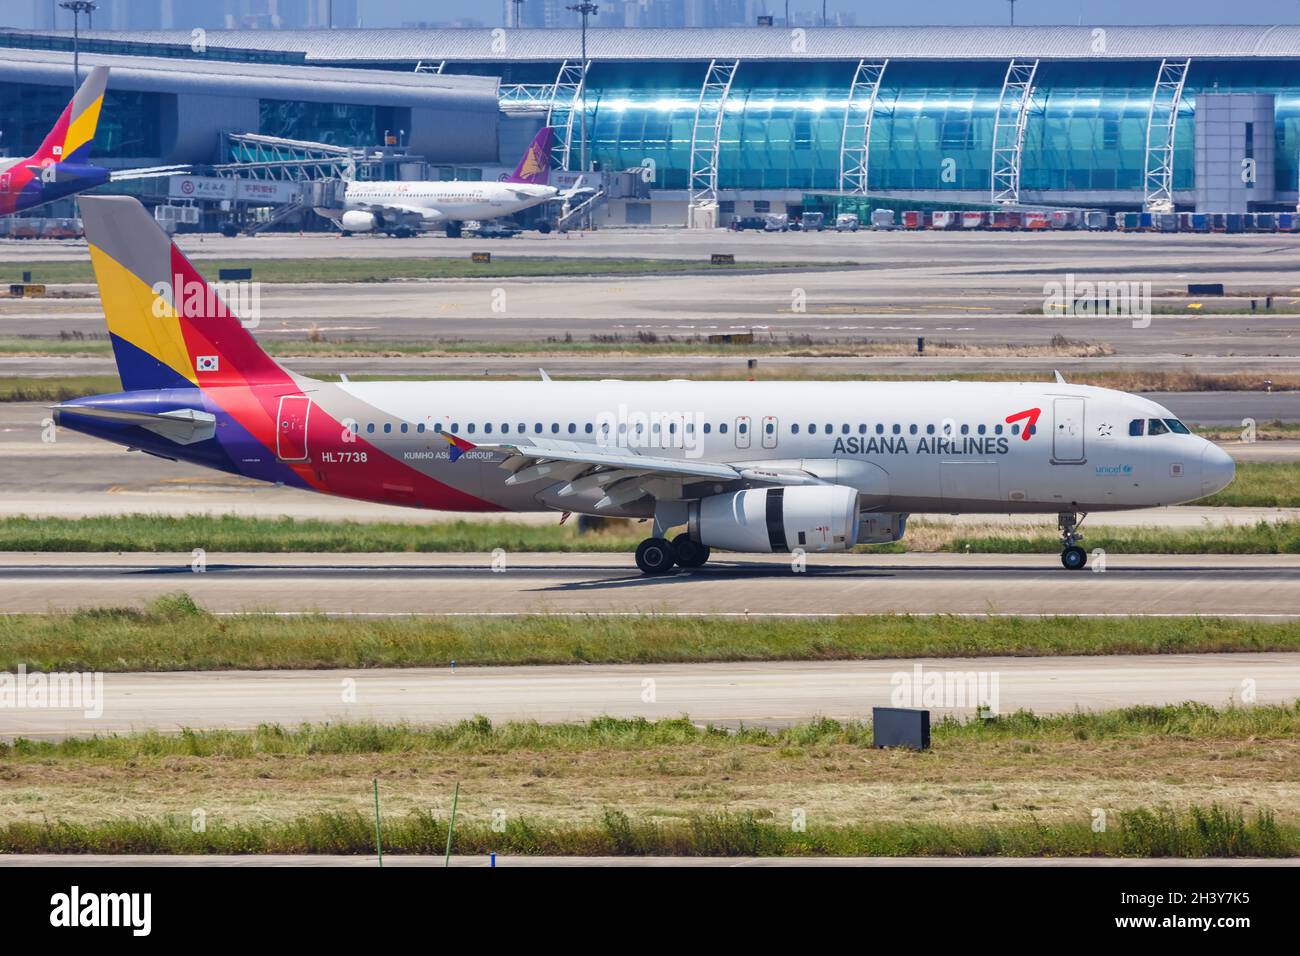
left=1059, top=512, right=1089, bottom=570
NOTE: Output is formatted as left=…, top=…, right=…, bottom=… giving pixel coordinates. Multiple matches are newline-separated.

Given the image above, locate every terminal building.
left=1, top=25, right=1298, bottom=227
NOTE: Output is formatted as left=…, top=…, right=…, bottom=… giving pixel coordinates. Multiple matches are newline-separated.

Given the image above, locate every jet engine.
left=340, top=210, right=378, bottom=232
left=688, top=485, right=860, bottom=553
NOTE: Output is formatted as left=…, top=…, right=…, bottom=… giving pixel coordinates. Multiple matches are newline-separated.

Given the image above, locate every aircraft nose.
left=1200, top=442, right=1236, bottom=496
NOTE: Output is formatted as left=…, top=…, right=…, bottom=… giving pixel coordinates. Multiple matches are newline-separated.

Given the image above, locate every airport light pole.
left=566, top=2, right=598, bottom=175
left=58, top=1, right=97, bottom=92
left=1008, top=0, right=1016, bottom=26
left=512, top=0, right=525, bottom=28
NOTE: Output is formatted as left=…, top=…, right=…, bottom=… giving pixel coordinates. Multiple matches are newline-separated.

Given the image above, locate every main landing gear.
left=1059, top=512, right=1088, bottom=570
left=634, top=534, right=711, bottom=575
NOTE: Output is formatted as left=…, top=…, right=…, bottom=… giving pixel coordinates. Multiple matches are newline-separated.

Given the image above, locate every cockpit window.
left=1164, top=419, right=1190, bottom=434
left=1147, top=419, right=1170, bottom=436
left=1129, top=419, right=1145, bottom=437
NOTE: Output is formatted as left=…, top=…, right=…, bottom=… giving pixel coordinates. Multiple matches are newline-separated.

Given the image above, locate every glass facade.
left=258, top=100, right=410, bottom=149
left=562, top=59, right=1300, bottom=198
left=0, top=82, right=162, bottom=160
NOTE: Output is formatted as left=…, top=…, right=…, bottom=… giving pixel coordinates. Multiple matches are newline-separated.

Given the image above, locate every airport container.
left=870, top=208, right=896, bottom=230
left=1114, top=212, right=1139, bottom=231
left=1278, top=212, right=1296, bottom=231
left=834, top=213, right=859, bottom=232
left=1048, top=209, right=1081, bottom=230
left=1254, top=212, right=1276, bottom=232
left=1084, top=210, right=1108, bottom=231
left=988, top=210, right=1022, bottom=230
left=1225, top=213, right=1244, bottom=233
left=1137, top=212, right=1153, bottom=231
left=960, top=211, right=986, bottom=229
left=1155, top=213, right=1179, bottom=232
left=930, top=210, right=958, bottom=229
left=901, top=210, right=926, bottom=229
left=1023, top=211, right=1051, bottom=230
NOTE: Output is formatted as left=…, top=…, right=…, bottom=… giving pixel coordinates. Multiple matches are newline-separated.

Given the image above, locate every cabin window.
left=791, top=424, right=800, bottom=434
left=585, top=423, right=594, bottom=434
left=400, top=423, right=409, bottom=433
left=384, top=423, right=392, bottom=434
left=994, top=424, right=1002, bottom=435
left=765, top=422, right=774, bottom=435
left=738, top=422, right=748, bottom=434
left=417, top=423, right=425, bottom=434
left=551, top=423, right=560, bottom=434
left=875, top=424, right=884, bottom=435
left=892, top=424, right=901, bottom=435
left=720, top=423, right=729, bottom=434
left=858, top=424, right=867, bottom=434
left=909, top=424, right=918, bottom=435
left=704, top=423, right=712, bottom=434
left=518, top=423, right=526, bottom=433
left=1011, top=424, right=1020, bottom=435
left=841, top=424, right=850, bottom=434
left=926, top=424, right=935, bottom=435
left=451, top=423, right=459, bottom=433
left=366, top=423, right=375, bottom=434
left=977, top=424, right=986, bottom=435
left=568, top=423, right=577, bottom=434
left=467, top=423, right=475, bottom=434
left=960, top=424, right=969, bottom=435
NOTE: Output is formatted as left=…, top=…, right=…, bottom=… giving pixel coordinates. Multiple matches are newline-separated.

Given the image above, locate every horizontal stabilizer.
left=53, top=404, right=216, bottom=445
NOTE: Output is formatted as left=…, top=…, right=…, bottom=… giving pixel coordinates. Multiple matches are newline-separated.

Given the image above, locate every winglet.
left=1053, top=369, right=1067, bottom=385
left=539, top=367, right=552, bottom=382
left=440, top=430, right=476, bottom=462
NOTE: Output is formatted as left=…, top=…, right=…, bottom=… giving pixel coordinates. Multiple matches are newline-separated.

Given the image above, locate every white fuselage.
left=338, top=179, right=558, bottom=226
left=314, top=379, right=1235, bottom=517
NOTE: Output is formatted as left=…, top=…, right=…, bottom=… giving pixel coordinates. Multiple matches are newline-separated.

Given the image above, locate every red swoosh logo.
left=1005, top=407, right=1041, bottom=440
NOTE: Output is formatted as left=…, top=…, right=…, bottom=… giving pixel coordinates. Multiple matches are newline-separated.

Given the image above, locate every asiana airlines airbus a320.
left=55, top=196, right=1236, bottom=574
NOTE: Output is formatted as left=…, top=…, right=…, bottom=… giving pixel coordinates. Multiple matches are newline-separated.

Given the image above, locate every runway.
left=2, top=552, right=1299, bottom=616
left=6, top=275, right=1298, bottom=355
left=0, top=652, right=1292, bottom=740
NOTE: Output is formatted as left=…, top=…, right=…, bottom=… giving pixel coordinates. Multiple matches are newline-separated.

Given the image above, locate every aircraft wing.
left=439, top=432, right=823, bottom=511
left=355, top=201, right=443, bottom=221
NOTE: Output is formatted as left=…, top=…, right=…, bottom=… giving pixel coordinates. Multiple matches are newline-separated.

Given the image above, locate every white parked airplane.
left=317, top=127, right=560, bottom=237
left=59, top=197, right=1237, bottom=575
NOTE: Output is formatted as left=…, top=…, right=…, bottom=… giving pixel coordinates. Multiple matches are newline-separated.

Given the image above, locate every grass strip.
left=0, top=803, right=1289, bottom=858
left=8, top=703, right=1300, bottom=758
left=1, top=511, right=1297, bottom=556
left=0, top=257, right=835, bottom=285
left=3, top=597, right=1299, bottom=671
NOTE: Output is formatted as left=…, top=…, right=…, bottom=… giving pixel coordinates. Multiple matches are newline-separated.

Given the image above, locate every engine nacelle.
left=857, top=512, right=908, bottom=544
left=690, top=485, right=860, bottom=554
left=340, top=210, right=378, bottom=232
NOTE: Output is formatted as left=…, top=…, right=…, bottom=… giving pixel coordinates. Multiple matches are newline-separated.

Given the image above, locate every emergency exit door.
left=1052, top=397, right=1085, bottom=462
left=276, top=394, right=312, bottom=461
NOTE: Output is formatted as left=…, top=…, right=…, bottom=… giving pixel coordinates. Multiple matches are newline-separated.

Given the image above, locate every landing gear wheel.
left=671, top=535, right=710, bottom=569
left=635, top=537, right=676, bottom=575
left=1061, top=545, right=1088, bottom=571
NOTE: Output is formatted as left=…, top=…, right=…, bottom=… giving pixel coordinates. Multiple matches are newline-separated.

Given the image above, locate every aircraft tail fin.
left=33, top=66, right=109, bottom=167
left=505, top=127, right=555, bottom=185
left=78, top=195, right=289, bottom=392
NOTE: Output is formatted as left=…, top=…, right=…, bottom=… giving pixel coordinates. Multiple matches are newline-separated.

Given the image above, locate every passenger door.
left=761, top=415, right=778, bottom=449
left=734, top=416, right=751, bottom=449
left=276, top=394, right=312, bottom=462
left=1052, top=398, right=1086, bottom=462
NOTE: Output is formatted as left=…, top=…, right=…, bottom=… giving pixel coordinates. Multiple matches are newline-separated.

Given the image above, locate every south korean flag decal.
left=196, top=355, right=219, bottom=373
